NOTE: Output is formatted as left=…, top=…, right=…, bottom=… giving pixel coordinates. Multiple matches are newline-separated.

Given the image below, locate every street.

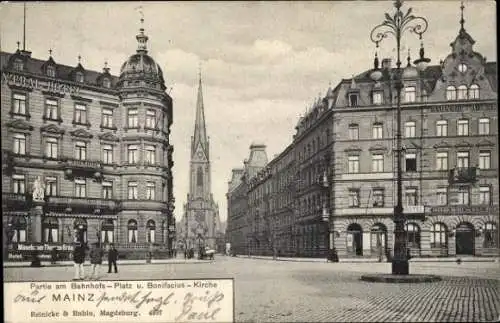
left=4, top=256, right=500, bottom=322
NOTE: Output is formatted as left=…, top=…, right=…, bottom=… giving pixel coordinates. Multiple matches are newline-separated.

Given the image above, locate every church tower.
left=181, top=73, right=221, bottom=251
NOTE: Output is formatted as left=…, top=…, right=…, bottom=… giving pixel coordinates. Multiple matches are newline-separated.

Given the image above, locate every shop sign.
left=429, top=205, right=499, bottom=215
left=10, top=243, right=74, bottom=251
left=430, top=103, right=496, bottom=113
left=2, top=72, right=80, bottom=95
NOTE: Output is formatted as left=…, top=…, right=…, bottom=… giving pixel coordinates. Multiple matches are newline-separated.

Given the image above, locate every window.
left=102, top=108, right=113, bottom=128
left=103, top=78, right=111, bottom=88
left=479, top=186, right=491, bottom=205
left=455, top=186, right=470, bottom=205
left=75, top=178, right=86, bottom=198
left=348, top=124, right=359, bottom=140
left=144, top=145, right=156, bottom=165
left=197, top=166, right=203, bottom=186
left=483, top=223, right=498, bottom=248
left=436, top=187, right=448, bottom=205
left=456, top=151, right=469, bottom=168
left=74, top=103, right=87, bottom=124
left=13, top=59, right=24, bottom=71
left=101, top=220, right=114, bottom=243
left=45, top=137, right=58, bottom=159
left=12, top=93, right=26, bottom=115
left=127, top=144, right=138, bottom=164
left=479, top=151, right=491, bottom=169
left=349, top=94, right=358, bottom=107
left=145, top=109, right=156, bottom=129
left=457, top=85, right=468, bottom=100
left=45, top=99, right=58, bottom=120
left=430, top=223, right=447, bottom=248
left=102, top=181, right=113, bottom=199
left=128, top=220, right=138, bottom=243
left=458, top=63, right=468, bottom=73
left=436, top=120, right=448, bottom=137
left=128, top=182, right=138, bottom=200
left=12, top=174, right=25, bottom=194
left=457, top=119, right=469, bottom=136
left=446, top=86, right=457, bottom=101
left=45, top=176, right=57, bottom=196
left=436, top=152, right=448, bottom=170
left=405, top=223, right=421, bottom=249
left=405, top=121, right=416, bottom=138
left=372, top=154, right=384, bottom=172
left=76, top=72, right=84, bottom=83
left=347, top=155, right=360, bottom=173
left=146, top=182, right=155, bottom=200
left=13, top=133, right=26, bottom=155
left=405, top=188, right=418, bottom=206
left=127, top=108, right=138, bottom=128
left=46, top=65, right=56, bottom=77
left=75, top=141, right=87, bottom=160
left=372, top=123, right=383, bottom=139
left=147, top=220, right=156, bottom=243
left=373, top=188, right=384, bottom=207
left=404, top=87, right=416, bottom=103
left=9, top=217, right=27, bottom=243
left=348, top=189, right=360, bottom=207
left=42, top=217, right=59, bottom=243
left=469, top=84, right=480, bottom=99
left=405, top=152, right=417, bottom=172
left=372, top=92, right=383, bottom=105
left=73, top=219, right=88, bottom=243
left=102, top=144, right=113, bottom=164
left=479, top=118, right=490, bottom=135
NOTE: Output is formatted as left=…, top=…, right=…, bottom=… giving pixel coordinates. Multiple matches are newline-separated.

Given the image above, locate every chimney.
left=382, top=58, right=392, bottom=69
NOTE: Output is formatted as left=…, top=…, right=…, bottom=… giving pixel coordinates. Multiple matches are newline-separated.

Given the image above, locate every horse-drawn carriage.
left=198, top=247, right=215, bottom=260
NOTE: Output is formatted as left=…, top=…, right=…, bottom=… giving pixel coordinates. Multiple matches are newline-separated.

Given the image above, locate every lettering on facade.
left=11, top=244, right=74, bottom=251
left=430, top=104, right=496, bottom=113
left=2, top=72, right=80, bottom=95
left=429, top=205, right=499, bottom=215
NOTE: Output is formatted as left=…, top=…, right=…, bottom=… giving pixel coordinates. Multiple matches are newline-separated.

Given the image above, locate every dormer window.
left=372, top=92, right=383, bottom=105
left=457, top=85, right=468, bottom=100
left=404, top=86, right=416, bottom=103
left=349, top=94, right=358, bottom=107
left=458, top=63, right=468, bottom=73
left=46, top=65, right=56, bottom=77
left=446, top=86, right=457, bottom=101
left=75, top=72, right=84, bottom=83
left=469, top=84, right=479, bottom=99
left=13, top=59, right=23, bottom=71
left=103, top=78, right=111, bottom=88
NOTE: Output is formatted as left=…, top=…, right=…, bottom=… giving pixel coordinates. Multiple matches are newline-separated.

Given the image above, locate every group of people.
left=72, top=243, right=118, bottom=280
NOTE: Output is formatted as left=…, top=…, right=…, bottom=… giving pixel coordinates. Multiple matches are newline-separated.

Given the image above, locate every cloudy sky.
left=1, top=1, right=496, bottom=224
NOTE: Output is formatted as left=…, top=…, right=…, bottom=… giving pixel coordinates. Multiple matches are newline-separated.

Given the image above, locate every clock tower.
left=180, top=73, right=221, bottom=251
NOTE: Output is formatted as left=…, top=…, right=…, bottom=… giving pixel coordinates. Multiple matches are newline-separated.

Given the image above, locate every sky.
left=0, top=1, right=496, bottom=224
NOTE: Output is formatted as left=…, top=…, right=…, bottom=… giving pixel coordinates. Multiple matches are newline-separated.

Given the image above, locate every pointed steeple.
left=193, top=71, right=208, bottom=157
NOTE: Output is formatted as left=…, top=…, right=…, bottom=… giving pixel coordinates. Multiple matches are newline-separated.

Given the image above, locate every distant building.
left=2, top=21, right=175, bottom=260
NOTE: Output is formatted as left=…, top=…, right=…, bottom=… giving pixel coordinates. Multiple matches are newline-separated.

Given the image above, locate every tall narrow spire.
left=23, top=2, right=26, bottom=51
left=193, top=70, right=208, bottom=155
left=460, top=1, right=465, bottom=31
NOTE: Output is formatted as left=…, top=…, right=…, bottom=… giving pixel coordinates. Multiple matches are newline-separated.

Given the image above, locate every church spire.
left=193, top=70, right=208, bottom=156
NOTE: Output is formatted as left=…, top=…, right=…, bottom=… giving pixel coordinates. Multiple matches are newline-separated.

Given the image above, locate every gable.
left=70, top=128, right=93, bottom=139
left=40, top=124, right=65, bottom=134
left=5, top=119, right=34, bottom=131
left=98, top=132, right=119, bottom=142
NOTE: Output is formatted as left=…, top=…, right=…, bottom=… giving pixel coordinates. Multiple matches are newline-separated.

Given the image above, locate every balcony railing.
left=2, top=192, right=26, bottom=202
left=46, top=196, right=120, bottom=212
left=449, top=167, right=478, bottom=184
left=62, top=157, right=102, bottom=170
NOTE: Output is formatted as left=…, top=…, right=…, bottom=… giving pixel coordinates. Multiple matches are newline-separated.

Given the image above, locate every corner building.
left=1, top=24, right=175, bottom=260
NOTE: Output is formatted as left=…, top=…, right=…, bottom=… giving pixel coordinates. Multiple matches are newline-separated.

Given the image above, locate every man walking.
left=107, top=243, right=118, bottom=274
left=89, top=243, right=104, bottom=280
left=73, top=243, right=87, bottom=280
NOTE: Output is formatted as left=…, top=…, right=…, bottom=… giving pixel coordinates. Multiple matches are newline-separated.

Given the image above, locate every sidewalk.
left=241, top=255, right=500, bottom=263
left=3, top=258, right=213, bottom=268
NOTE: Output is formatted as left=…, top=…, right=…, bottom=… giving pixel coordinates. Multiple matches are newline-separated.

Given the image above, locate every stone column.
left=30, top=204, right=43, bottom=243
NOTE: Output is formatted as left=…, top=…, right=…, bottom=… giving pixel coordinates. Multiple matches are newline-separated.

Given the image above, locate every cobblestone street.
left=4, top=256, right=500, bottom=322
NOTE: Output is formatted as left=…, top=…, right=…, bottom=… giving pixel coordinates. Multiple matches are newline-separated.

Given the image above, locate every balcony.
left=403, top=205, right=425, bottom=214
left=449, top=167, right=478, bottom=184
left=2, top=193, right=28, bottom=211
left=61, top=157, right=103, bottom=180
left=46, top=196, right=121, bottom=214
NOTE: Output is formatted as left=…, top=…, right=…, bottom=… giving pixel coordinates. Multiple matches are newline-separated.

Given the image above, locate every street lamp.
left=369, top=0, right=430, bottom=275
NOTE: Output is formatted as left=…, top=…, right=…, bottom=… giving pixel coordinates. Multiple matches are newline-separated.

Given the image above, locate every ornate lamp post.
left=369, top=0, right=430, bottom=275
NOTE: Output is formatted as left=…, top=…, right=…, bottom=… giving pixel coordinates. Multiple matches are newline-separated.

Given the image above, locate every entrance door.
left=455, top=223, right=474, bottom=255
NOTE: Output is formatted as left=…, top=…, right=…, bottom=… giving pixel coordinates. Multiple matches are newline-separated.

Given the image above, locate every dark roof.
left=0, top=51, right=119, bottom=88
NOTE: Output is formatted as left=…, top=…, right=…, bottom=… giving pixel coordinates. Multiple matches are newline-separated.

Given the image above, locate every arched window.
left=469, top=84, right=480, bottom=99
left=103, top=78, right=111, bottom=88
left=405, top=223, right=421, bottom=249
left=446, top=86, right=457, bottom=101
left=457, top=85, right=468, bottom=100
left=101, top=219, right=114, bottom=244
left=43, top=217, right=59, bottom=243
left=75, top=72, right=84, bottom=83
left=128, top=219, right=138, bottom=243
left=13, top=59, right=24, bottom=71
left=430, top=223, right=447, bottom=248
left=73, top=219, right=87, bottom=243
left=346, top=223, right=363, bottom=256
left=404, top=86, right=416, bottom=103
left=483, top=222, right=498, bottom=248
left=8, top=217, right=27, bottom=243
left=147, top=220, right=156, bottom=243
left=197, top=166, right=203, bottom=186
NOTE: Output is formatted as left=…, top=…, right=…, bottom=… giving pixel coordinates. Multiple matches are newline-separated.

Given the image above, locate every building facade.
left=1, top=23, right=175, bottom=261
left=179, top=77, right=222, bottom=251
left=225, top=9, right=498, bottom=259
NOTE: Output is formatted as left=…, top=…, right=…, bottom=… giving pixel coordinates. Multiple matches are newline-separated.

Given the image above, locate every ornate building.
left=1, top=19, right=175, bottom=261
left=179, top=76, right=222, bottom=251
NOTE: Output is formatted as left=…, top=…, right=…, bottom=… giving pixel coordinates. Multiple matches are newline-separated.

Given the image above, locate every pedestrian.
left=89, top=243, right=104, bottom=280
left=51, top=247, right=58, bottom=264
left=73, top=243, right=86, bottom=280
left=184, top=249, right=187, bottom=259
left=107, top=243, right=118, bottom=274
